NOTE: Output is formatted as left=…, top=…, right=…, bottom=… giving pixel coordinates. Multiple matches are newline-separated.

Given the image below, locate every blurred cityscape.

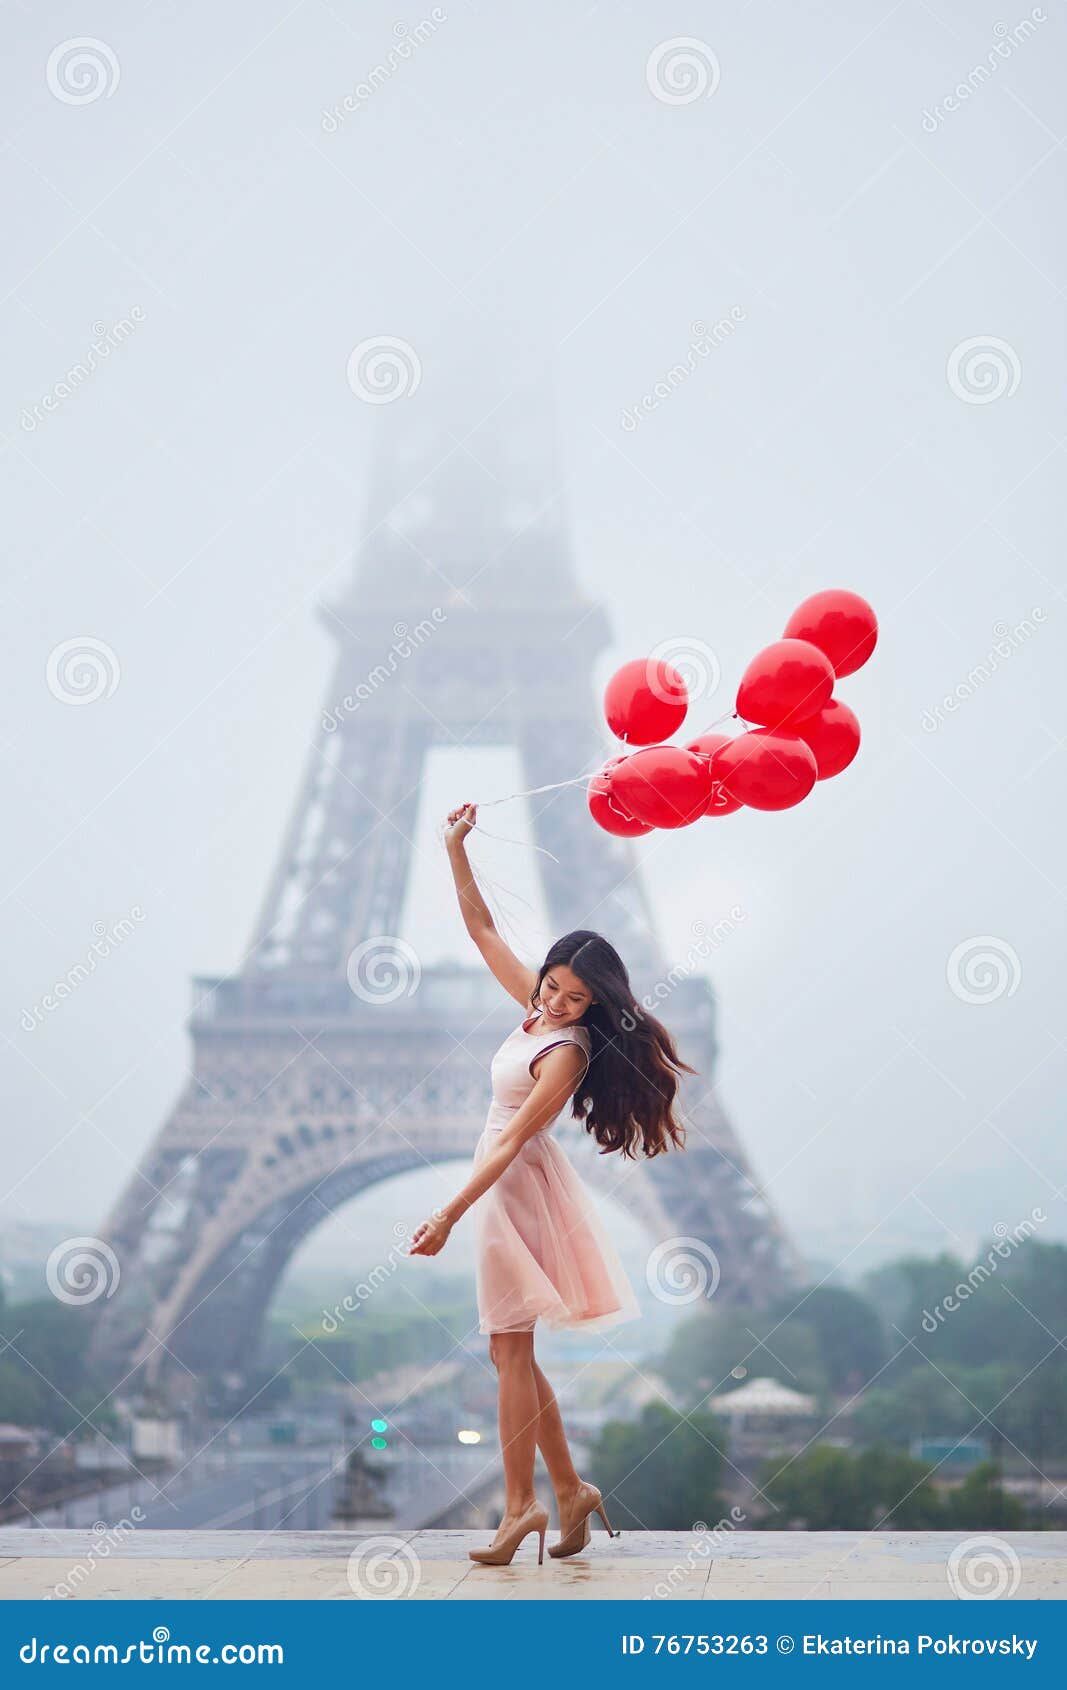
left=3, top=1223, right=1065, bottom=1537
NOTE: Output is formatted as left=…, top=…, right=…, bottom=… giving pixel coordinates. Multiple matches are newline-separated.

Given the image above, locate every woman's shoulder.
left=539, top=1022, right=591, bottom=1060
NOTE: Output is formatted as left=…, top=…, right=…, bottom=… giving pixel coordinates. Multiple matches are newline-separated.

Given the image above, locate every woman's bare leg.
left=489, top=1332, right=540, bottom=1524
left=531, top=1357, right=582, bottom=1510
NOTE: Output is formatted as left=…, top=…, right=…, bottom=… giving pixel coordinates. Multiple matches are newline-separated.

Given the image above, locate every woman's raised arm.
left=445, top=803, right=536, bottom=1008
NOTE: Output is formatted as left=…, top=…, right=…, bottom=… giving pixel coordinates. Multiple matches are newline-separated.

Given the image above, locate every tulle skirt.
left=473, top=1127, right=641, bottom=1335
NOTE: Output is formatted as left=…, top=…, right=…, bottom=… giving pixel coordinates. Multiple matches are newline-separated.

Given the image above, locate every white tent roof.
left=708, top=1376, right=816, bottom=1417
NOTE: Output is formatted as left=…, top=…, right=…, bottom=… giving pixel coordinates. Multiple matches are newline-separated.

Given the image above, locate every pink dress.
left=473, top=1012, right=641, bottom=1335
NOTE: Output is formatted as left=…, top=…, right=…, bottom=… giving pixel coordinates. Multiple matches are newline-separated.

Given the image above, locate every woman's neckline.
left=520, top=1011, right=582, bottom=1038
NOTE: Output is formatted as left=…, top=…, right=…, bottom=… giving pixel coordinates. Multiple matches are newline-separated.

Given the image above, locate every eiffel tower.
left=91, top=348, right=796, bottom=1397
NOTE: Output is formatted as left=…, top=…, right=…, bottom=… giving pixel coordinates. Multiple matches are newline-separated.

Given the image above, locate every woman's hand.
left=444, top=803, right=477, bottom=848
left=409, top=1211, right=453, bottom=1257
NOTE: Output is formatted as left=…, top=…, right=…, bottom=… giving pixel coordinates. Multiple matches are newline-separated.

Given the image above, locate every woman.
left=410, top=802, right=690, bottom=1567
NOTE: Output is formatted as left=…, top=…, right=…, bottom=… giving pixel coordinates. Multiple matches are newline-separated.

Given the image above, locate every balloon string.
left=475, top=710, right=743, bottom=818
left=472, top=822, right=560, bottom=863
left=469, top=853, right=543, bottom=953
left=477, top=773, right=592, bottom=808
left=695, top=707, right=742, bottom=734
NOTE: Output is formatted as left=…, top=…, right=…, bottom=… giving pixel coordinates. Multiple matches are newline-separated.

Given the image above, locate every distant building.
left=707, top=1376, right=818, bottom=1461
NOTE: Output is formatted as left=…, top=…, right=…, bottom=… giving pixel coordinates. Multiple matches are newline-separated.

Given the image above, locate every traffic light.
left=370, top=1417, right=388, bottom=1450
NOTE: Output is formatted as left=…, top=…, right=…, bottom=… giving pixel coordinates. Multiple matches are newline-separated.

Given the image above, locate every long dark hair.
left=531, top=930, right=692, bottom=1159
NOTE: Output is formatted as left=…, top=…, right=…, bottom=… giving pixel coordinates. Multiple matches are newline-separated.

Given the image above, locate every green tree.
left=659, top=1285, right=888, bottom=1413
left=854, top=1445, right=944, bottom=1527
left=853, top=1362, right=1013, bottom=1449
left=945, top=1463, right=1026, bottom=1531
left=591, top=1401, right=727, bottom=1530
left=659, top=1307, right=828, bottom=1404
left=0, top=1299, right=118, bottom=1438
left=998, top=1360, right=1067, bottom=1463
left=760, top=1444, right=873, bottom=1530
left=767, top=1286, right=887, bottom=1397
left=760, top=1444, right=1024, bottom=1531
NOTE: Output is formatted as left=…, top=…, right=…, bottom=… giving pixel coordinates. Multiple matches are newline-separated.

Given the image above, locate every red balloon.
left=784, top=589, right=877, bottom=678
left=710, top=729, right=817, bottom=812
left=686, top=733, right=743, bottom=817
left=793, top=700, right=861, bottom=780
left=604, top=658, right=688, bottom=745
left=587, top=758, right=653, bottom=837
left=736, top=639, right=834, bottom=729
left=611, top=745, right=712, bottom=829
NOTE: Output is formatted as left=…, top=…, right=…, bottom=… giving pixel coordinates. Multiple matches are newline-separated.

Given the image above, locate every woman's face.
left=538, top=963, right=594, bottom=1027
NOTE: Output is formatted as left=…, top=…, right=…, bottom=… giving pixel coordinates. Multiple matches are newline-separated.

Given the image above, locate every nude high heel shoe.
left=468, top=1500, right=549, bottom=1566
left=549, top=1480, right=617, bottom=1559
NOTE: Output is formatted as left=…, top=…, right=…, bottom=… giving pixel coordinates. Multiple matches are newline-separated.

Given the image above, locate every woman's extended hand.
left=444, top=803, right=477, bottom=847
left=409, top=1212, right=453, bottom=1257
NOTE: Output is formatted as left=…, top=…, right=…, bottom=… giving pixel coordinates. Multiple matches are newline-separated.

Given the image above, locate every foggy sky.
left=2, top=0, right=1064, bottom=1281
